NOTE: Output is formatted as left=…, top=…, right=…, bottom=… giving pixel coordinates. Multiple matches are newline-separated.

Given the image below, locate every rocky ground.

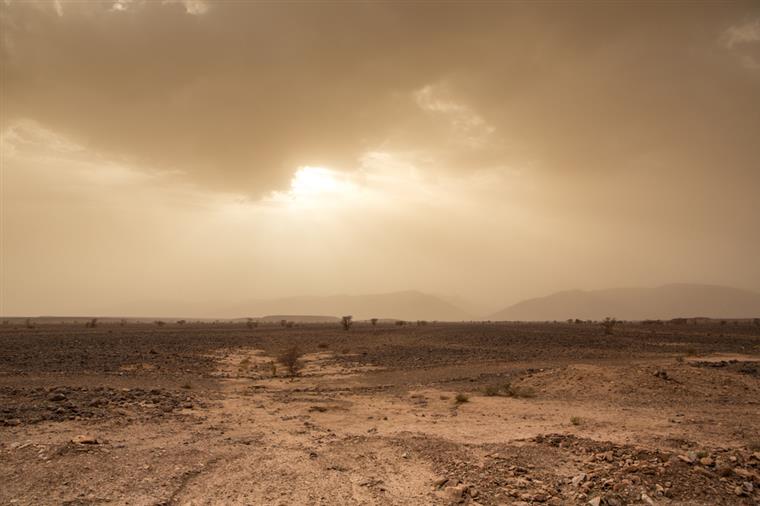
left=0, top=321, right=758, bottom=505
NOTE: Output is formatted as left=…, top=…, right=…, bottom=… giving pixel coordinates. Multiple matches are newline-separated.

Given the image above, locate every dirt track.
left=1, top=321, right=759, bottom=505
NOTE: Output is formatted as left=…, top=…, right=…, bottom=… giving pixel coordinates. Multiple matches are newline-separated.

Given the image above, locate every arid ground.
left=1, top=321, right=759, bottom=505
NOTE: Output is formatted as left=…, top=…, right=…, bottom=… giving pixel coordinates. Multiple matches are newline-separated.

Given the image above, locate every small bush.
left=601, top=317, right=617, bottom=335
left=278, top=346, right=303, bottom=377
left=454, top=393, right=470, bottom=404
left=481, top=382, right=536, bottom=399
left=370, top=318, right=378, bottom=326
left=481, top=385, right=502, bottom=397
left=570, top=416, right=583, bottom=426
left=341, top=315, right=353, bottom=331
left=181, top=383, right=192, bottom=390
left=317, top=343, right=328, bottom=349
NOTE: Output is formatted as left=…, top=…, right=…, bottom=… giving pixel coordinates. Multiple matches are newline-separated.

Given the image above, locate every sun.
left=266, top=165, right=359, bottom=209
left=289, top=166, right=341, bottom=196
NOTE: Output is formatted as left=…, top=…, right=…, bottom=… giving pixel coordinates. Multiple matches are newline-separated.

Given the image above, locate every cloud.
left=1, top=1, right=756, bottom=199
left=722, top=19, right=760, bottom=48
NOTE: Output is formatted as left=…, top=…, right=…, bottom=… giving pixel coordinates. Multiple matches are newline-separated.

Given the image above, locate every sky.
left=1, top=0, right=760, bottom=317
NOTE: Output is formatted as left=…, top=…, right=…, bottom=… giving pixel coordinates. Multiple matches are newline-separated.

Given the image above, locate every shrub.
left=395, top=320, right=405, bottom=326
left=370, top=318, right=378, bottom=326
left=154, top=320, right=166, bottom=327
left=341, top=315, right=353, bottom=331
left=481, top=384, right=502, bottom=397
left=570, top=416, right=583, bottom=426
left=176, top=320, right=186, bottom=325
left=85, top=318, right=98, bottom=328
left=454, top=393, right=470, bottom=404
left=278, top=346, right=303, bottom=377
left=246, top=318, right=258, bottom=329
left=601, top=317, right=617, bottom=335
left=481, top=382, right=536, bottom=398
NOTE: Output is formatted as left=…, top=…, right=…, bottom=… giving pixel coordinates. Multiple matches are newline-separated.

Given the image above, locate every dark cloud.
left=4, top=1, right=758, bottom=194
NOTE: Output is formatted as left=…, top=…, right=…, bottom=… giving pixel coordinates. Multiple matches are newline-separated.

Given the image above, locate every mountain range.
left=488, top=284, right=760, bottom=321
left=241, top=290, right=472, bottom=321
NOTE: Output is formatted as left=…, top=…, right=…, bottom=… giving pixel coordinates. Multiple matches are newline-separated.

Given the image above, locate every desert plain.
left=1, top=320, right=759, bottom=505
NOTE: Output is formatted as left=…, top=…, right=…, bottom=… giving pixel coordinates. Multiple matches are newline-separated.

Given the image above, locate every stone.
left=699, top=457, right=714, bottom=466
left=433, top=477, right=449, bottom=489
left=71, top=435, right=98, bottom=445
left=48, top=393, right=66, bottom=402
left=587, top=497, right=601, bottom=506
left=572, top=473, right=587, bottom=486
left=641, top=492, right=655, bottom=505
left=442, top=484, right=467, bottom=503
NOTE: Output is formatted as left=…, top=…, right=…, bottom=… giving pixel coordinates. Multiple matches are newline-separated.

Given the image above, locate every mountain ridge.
left=489, top=283, right=760, bottom=321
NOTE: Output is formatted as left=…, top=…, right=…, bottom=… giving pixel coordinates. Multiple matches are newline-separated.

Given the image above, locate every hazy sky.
left=2, top=0, right=760, bottom=317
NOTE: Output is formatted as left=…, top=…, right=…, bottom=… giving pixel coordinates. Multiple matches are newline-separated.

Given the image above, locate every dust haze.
left=2, top=1, right=760, bottom=318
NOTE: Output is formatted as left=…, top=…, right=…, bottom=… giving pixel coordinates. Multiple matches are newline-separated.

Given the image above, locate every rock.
left=71, top=435, right=98, bottom=445
left=433, top=476, right=449, bottom=489
left=699, top=457, right=714, bottom=466
left=677, top=454, right=693, bottom=464
left=587, top=497, right=601, bottom=506
left=442, top=484, right=467, bottom=503
left=641, top=492, right=655, bottom=505
left=742, top=481, right=754, bottom=493
left=734, top=485, right=746, bottom=497
left=572, top=473, right=587, bottom=486
left=468, top=487, right=479, bottom=498
left=734, top=468, right=753, bottom=479
left=48, top=393, right=66, bottom=402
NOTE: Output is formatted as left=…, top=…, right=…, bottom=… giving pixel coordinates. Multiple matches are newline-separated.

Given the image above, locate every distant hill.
left=489, top=284, right=760, bottom=321
left=243, top=291, right=471, bottom=321
left=255, top=315, right=339, bottom=323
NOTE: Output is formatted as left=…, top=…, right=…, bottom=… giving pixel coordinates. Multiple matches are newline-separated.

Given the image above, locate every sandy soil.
left=1, top=321, right=759, bottom=505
